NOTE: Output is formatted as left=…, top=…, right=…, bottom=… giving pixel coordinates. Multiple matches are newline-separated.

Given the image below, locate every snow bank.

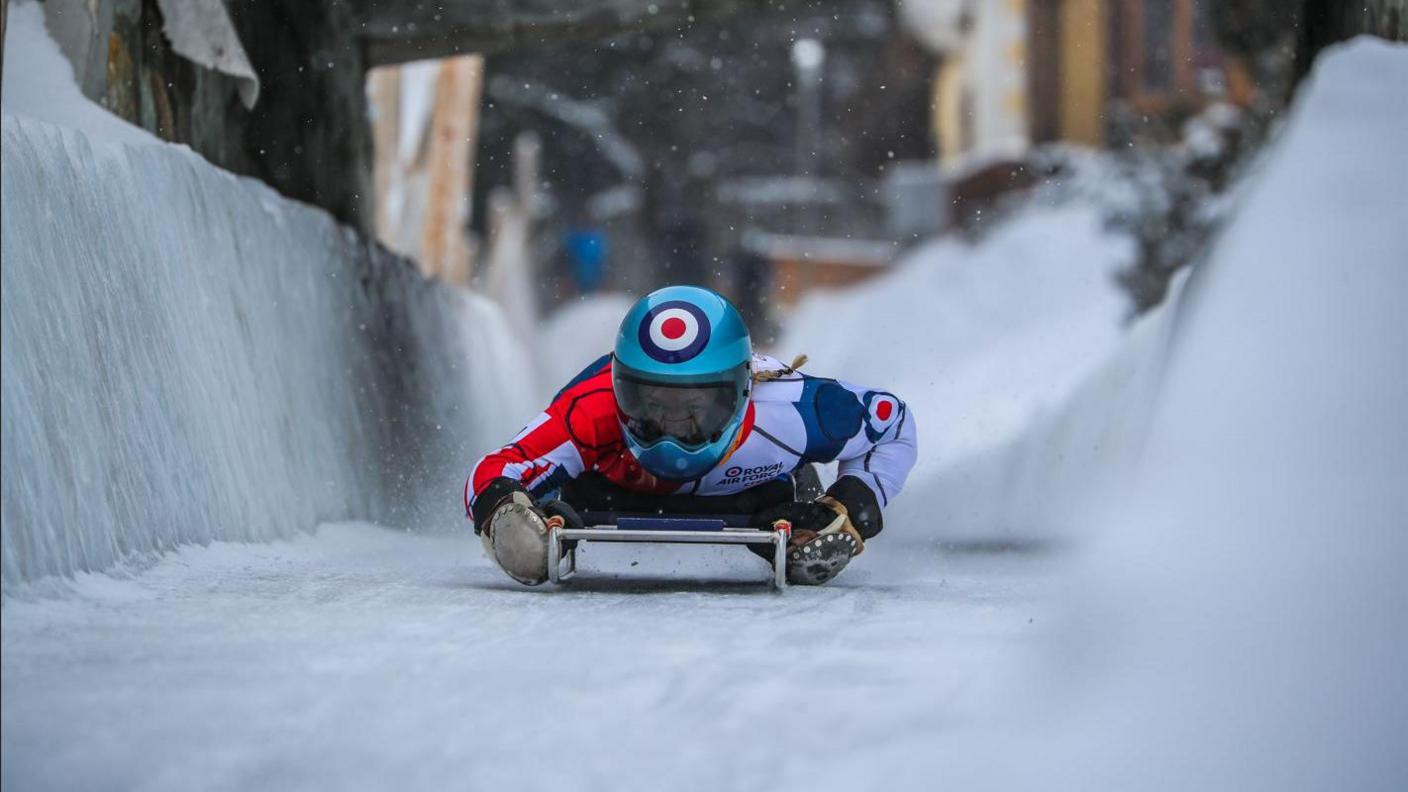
left=1, top=7, right=532, bottom=591
left=943, top=37, right=1408, bottom=790
left=917, top=276, right=1181, bottom=543
left=770, top=35, right=1406, bottom=791
left=776, top=203, right=1134, bottom=542
left=0, top=3, right=159, bottom=145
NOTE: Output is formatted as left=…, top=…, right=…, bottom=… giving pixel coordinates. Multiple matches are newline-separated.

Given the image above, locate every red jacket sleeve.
left=463, top=357, right=612, bottom=516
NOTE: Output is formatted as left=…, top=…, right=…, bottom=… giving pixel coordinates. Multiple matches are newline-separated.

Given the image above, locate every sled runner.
left=546, top=511, right=792, bottom=590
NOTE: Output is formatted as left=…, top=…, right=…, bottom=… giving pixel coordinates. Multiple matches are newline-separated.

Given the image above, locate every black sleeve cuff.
left=471, top=477, right=530, bottom=535
left=826, top=475, right=884, bottom=539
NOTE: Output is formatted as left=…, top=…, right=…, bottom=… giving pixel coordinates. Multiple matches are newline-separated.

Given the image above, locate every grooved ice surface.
left=0, top=117, right=531, bottom=589
left=0, top=524, right=1055, bottom=791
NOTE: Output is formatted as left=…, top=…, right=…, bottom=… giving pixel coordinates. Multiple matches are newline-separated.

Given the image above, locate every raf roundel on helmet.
left=612, top=286, right=753, bottom=480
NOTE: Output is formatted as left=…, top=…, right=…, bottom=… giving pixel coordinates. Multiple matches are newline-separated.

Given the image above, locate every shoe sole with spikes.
left=787, top=530, right=858, bottom=585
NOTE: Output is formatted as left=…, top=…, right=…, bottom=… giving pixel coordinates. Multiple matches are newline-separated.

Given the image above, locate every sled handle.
left=771, top=519, right=792, bottom=589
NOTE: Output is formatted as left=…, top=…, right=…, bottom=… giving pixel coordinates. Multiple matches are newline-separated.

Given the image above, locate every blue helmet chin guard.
left=613, top=286, right=753, bottom=481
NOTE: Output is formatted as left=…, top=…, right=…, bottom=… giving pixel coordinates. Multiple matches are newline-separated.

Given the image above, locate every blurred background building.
left=905, top=0, right=1256, bottom=227
left=13, top=0, right=1404, bottom=329
left=367, top=55, right=485, bottom=286
left=465, top=0, right=940, bottom=336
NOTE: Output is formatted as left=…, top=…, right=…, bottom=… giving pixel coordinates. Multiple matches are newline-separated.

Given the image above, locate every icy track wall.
left=776, top=203, right=1148, bottom=545
left=1, top=118, right=531, bottom=591
left=913, top=278, right=1184, bottom=545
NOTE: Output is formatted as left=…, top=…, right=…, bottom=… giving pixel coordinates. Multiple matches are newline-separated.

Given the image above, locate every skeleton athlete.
left=466, top=285, right=918, bottom=585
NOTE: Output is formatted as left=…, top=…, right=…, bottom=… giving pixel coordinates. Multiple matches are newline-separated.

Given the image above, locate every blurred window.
left=1141, top=0, right=1174, bottom=92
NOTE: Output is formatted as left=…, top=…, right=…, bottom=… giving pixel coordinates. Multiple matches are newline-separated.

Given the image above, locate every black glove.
left=751, top=476, right=885, bottom=538
left=752, top=494, right=867, bottom=559
left=750, top=500, right=841, bottom=533
left=539, top=499, right=584, bottom=532
left=471, top=477, right=534, bottom=535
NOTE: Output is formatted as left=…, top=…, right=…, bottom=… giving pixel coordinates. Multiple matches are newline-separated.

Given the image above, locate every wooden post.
left=368, top=65, right=402, bottom=244
left=420, top=54, right=484, bottom=285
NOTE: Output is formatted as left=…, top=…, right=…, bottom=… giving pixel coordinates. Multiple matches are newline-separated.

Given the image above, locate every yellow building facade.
left=930, top=0, right=1251, bottom=167
left=931, top=0, right=1032, bottom=172
left=1058, top=0, right=1107, bottom=145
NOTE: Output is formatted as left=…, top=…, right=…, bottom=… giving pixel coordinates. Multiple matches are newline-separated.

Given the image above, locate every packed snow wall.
left=937, top=37, right=1408, bottom=791
left=776, top=203, right=1146, bottom=544
left=900, top=281, right=1181, bottom=544
left=0, top=117, right=532, bottom=591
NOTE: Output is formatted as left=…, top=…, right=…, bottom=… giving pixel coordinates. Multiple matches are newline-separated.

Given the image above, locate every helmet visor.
left=614, top=364, right=748, bottom=450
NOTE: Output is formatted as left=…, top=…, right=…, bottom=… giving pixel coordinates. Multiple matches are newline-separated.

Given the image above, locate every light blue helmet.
left=613, top=286, right=753, bottom=481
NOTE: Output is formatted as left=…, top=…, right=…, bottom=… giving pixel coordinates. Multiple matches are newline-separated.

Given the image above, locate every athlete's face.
left=636, top=384, right=714, bottom=443
left=613, top=361, right=749, bottom=451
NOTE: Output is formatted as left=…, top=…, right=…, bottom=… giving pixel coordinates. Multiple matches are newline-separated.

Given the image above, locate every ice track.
left=1, top=523, right=1054, bottom=791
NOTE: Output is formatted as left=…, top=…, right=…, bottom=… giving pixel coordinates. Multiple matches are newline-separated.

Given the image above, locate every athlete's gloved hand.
left=471, top=478, right=557, bottom=585
left=539, top=499, right=584, bottom=533
left=751, top=499, right=835, bottom=533
left=470, top=477, right=535, bottom=536
left=471, top=479, right=585, bottom=535
left=752, top=496, right=865, bottom=556
left=752, top=496, right=864, bottom=585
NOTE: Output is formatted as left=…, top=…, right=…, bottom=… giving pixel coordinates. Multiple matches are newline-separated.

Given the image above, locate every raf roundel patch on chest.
left=863, top=391, right=902, bottom=442
left=639, top=300, right=712, bottom=363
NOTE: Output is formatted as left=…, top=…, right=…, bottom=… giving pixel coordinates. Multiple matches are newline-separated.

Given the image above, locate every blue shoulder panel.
left=528, top=465, right=574, bottom=500
left=553, top=353, right=612, bottom=401
left=793, top=376, right=865, bottom=463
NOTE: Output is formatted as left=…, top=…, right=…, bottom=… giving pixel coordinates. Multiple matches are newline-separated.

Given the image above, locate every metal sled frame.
left=547, top=511, right=792, bottom=590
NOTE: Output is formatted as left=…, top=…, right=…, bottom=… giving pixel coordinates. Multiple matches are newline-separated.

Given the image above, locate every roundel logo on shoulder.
left=863, top=391, right=902, bottom=441
left=638, top=300, right=711, bottom=363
